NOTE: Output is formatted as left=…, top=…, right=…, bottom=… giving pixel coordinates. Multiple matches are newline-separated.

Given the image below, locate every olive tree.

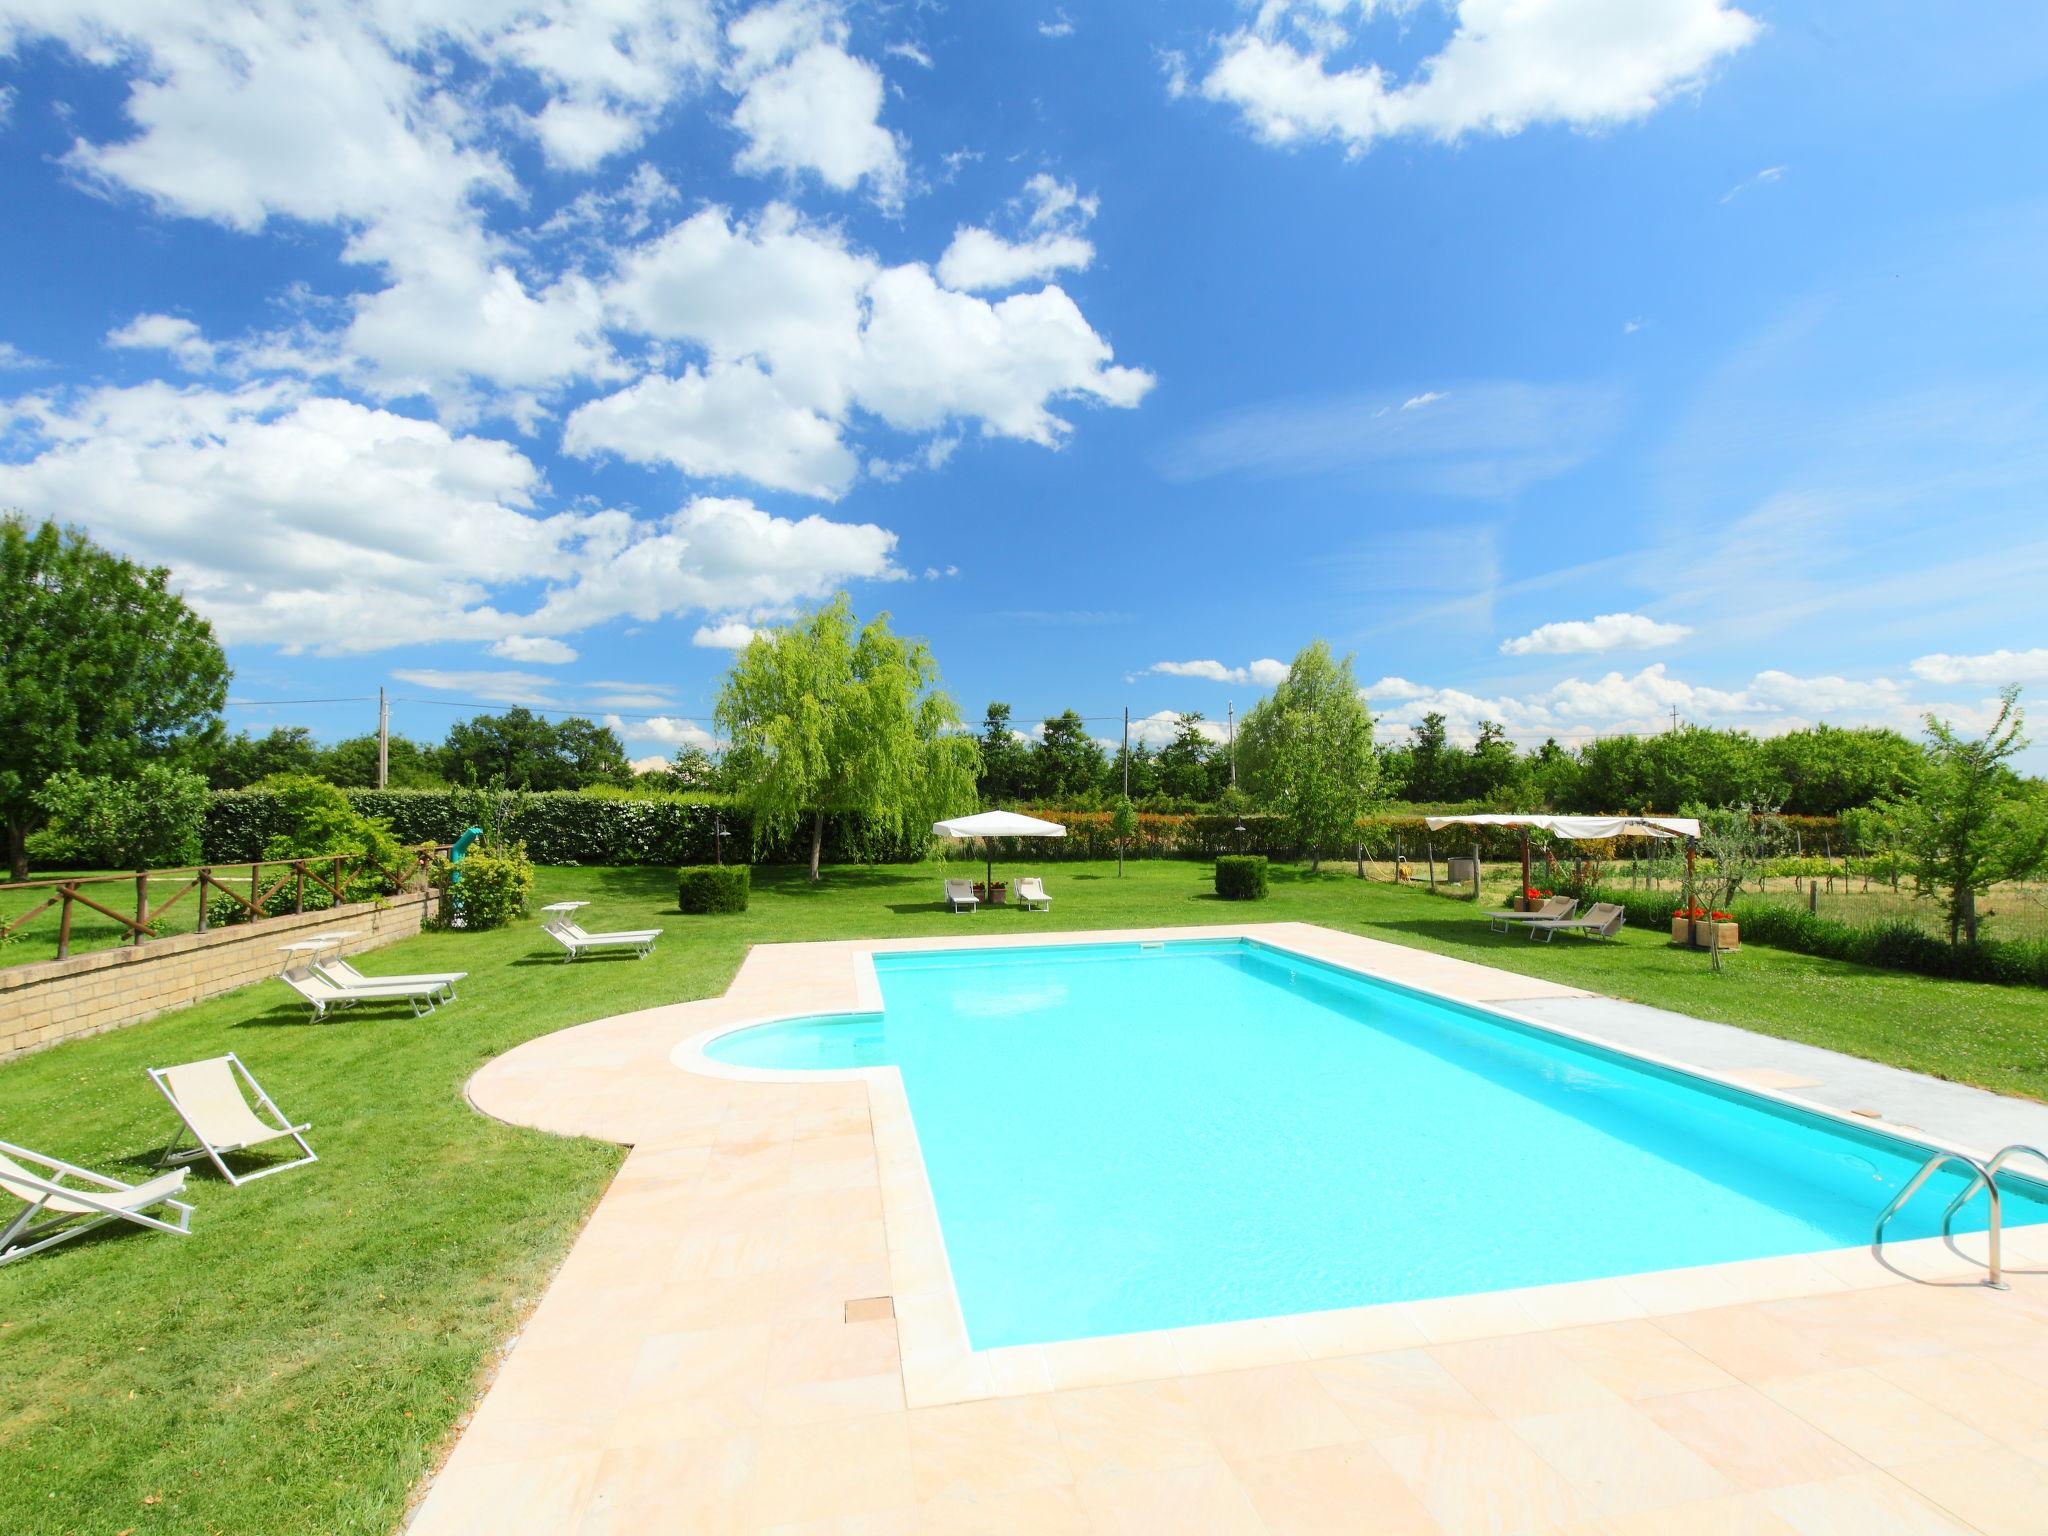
left=1, top=516, right=229, bottom=880
left=1894, top=687, right=2048, bottom=944
left=1236, top=641, right=1378, bottom=871
left=715, top=594, right=978, bottom=882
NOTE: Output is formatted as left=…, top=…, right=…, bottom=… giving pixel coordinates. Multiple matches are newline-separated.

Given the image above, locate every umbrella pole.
left=985, top=841, right=994, bottom=901
left=1520, top=830, right=1532, bottom=904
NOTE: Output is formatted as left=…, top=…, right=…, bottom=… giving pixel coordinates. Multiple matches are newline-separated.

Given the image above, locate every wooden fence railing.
left=0, top=846, right=450, bottom=962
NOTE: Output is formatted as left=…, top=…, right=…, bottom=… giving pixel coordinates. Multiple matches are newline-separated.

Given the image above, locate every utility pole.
left=1122, top=706, right=1129, bottom=796
left=1228, top=701, right=1236, bottom=786
left=377, top=687, right=390, bottom=789
left=1668, top=705, right=1680, bottom=734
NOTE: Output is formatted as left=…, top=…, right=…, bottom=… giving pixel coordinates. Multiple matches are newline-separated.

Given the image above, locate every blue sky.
left=2, top=0, right=2045, bottom=769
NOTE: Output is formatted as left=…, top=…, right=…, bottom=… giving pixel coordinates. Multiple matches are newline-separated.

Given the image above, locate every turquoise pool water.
left=705, top=939, right=2048, bottom=1348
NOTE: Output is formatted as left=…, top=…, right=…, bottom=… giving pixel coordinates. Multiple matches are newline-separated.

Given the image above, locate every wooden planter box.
left=1515, top=895, right=1553, bottom=912
left=1671, top=916, right=1740, bottom=950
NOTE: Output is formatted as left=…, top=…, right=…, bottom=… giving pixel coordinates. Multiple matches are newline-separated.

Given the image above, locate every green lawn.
left=3, top=858, right=2045, bottom=1534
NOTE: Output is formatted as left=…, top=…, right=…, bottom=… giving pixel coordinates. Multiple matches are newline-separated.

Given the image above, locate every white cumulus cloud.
left=107, top=313, right=220, bottom=372
left=1144, top=658, right=1290, bottom=686
left=1198, top=0, right=1760, bottom=157
left=0, top=381, right=906, bottom=653
left=606, top=712, right=719, bottom=749
left=1908, top=649, right=2048, bottom=686
left=489, top=635, right=579, bottom=664
left=1500, top=612, right=1693, bottom=656
left=937, top=174, right=1099, bottom=293
left=725, top=0, right=905, bottom=206
left=692, top=619, right=760, bottom=648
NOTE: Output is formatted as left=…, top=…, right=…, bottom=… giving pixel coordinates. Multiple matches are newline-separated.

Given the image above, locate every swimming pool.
left=705, top=938, right=2048, bottom=1349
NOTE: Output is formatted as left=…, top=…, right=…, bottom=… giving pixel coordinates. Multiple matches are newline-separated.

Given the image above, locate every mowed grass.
left=3, top=858, right=2046, bottom=1535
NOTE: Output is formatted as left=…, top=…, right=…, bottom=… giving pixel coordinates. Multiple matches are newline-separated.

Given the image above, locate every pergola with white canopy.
left=1423, top=813, right=1702, bottom=901
left=932, top=810, right=1067, bottom=896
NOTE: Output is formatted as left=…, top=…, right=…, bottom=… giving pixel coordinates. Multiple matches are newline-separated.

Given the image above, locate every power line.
left=225, top=696, right=378, bottom=707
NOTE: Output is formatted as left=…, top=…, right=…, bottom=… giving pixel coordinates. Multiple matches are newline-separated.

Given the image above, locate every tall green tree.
left=208, top=726, right=321, bottom=789
left=1893, top=687, right=2048, bottom=944
left=1764, top=724, right=1923, bottom=816
left=1029, top=710, right=1105, bottom=802
left=975, top=702, right=1033, bottom=803
left=715, top=595, right=978, bottom=882
left=1237, top=641, right=1379, bottom=871
left=440, top=707, right=632, bottom=790
left=1, top=516, right=229, bottom=879
left=317, top=733, right=444, bottom=788
left=1155, top=714, right=1216, bottom=801
left=32, top=764, right=210, bottom=869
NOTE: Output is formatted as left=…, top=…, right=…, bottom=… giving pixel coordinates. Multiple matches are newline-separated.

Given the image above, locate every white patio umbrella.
left=931, top=810, right=1067, bottom=895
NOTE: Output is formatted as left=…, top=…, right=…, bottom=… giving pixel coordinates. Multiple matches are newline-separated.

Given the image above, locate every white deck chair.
left=0, top=1140, right=193, bottom=1266
left=315, top=956, right=466, bottom=1000
left=277, top=963, right=447, bottom=1021
left=1014, top=877, right=1052, bottom=912
left=943, top=878, right=978, bottom=912
left=147, top=1053, right=317, bottom=1187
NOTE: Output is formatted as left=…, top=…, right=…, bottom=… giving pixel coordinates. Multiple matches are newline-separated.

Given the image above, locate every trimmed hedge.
left=677, top=865, right=750, bottom=914
left=1588, top=885, right=2048, bottom=988
left=1215, top=855, right=1269, bottom=901
left=203, top=789, right=932, bottom=868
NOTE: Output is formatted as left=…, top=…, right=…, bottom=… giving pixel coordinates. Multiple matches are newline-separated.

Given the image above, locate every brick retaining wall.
left=0, top=891, right=430, bottom=1062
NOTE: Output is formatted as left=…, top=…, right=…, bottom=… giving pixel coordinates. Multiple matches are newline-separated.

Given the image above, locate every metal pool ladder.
left=1873, top=1148, right=2014, bottom=1290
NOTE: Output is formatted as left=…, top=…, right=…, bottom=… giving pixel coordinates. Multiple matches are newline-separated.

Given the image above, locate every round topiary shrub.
left=1215, top=854, right=1269, bottom=901
left=677, top=864, right=750, bottom=914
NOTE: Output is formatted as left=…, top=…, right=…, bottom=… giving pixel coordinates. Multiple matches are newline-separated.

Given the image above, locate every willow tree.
left=1237, top=641, right=1378, bottom=872
left=715, top=594, right=979, bottom=882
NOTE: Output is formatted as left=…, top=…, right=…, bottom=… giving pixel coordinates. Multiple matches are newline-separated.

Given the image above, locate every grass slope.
left=2, top=859, right=2044, bottom=1534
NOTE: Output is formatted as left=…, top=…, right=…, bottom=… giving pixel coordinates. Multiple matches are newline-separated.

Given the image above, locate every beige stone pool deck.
left=408, top=923, right=2048, bottom=1535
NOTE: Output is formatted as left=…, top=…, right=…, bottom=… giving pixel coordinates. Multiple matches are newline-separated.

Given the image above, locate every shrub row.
left=1588, top=885, right=2048, bottom=988
left=677, top=865, right=750, bottom=913
left=203, top=790, right=928, bottom=868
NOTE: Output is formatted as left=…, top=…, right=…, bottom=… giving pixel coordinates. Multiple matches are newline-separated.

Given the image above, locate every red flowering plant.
left=1675, top=907, right=1734, bottom=921
left=1523, top=887, right=1553, bottom=901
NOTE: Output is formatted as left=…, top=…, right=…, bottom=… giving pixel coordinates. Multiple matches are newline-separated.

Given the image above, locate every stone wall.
left=0, top=891, right=430, bottom=1062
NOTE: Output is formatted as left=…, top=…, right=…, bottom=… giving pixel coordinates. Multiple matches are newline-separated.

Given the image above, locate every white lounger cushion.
left=319, top=958, right=466, bottom=990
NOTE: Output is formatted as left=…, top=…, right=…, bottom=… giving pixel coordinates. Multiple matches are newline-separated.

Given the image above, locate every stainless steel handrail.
left=1941, top=1144, right=2048, bottom=1244
left=1873, top=1149, right=2006, bottom=1290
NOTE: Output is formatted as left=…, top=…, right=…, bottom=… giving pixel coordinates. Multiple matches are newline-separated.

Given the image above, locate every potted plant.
left=1518, top=886, right=1554, bottom=912
left=974, top=880, right=1009, bottom=904
left=1671, top=906, right=1740, bottom=950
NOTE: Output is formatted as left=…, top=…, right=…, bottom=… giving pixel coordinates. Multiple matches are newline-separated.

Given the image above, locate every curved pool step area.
left=414, top=923, right=2048, bottom=1536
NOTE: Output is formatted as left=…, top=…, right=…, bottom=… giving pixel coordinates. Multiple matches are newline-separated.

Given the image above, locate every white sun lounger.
left=1014, top=877, right=1051, bottom=912
left=315, top=956, right=466, bottom=1000
left=277, top=955, right=448, bottom=1021
left=147, top=1053, right=317, bottom=1187
left=1483, top=896, right=1576, bottom=933
left=1523, top=903, right=1627, bottom=942
left=944, top=878, right=978, bottom=912
left=539, top=903, right=660, bottom=961
left=0, top=1140, right=193, bottom=1266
